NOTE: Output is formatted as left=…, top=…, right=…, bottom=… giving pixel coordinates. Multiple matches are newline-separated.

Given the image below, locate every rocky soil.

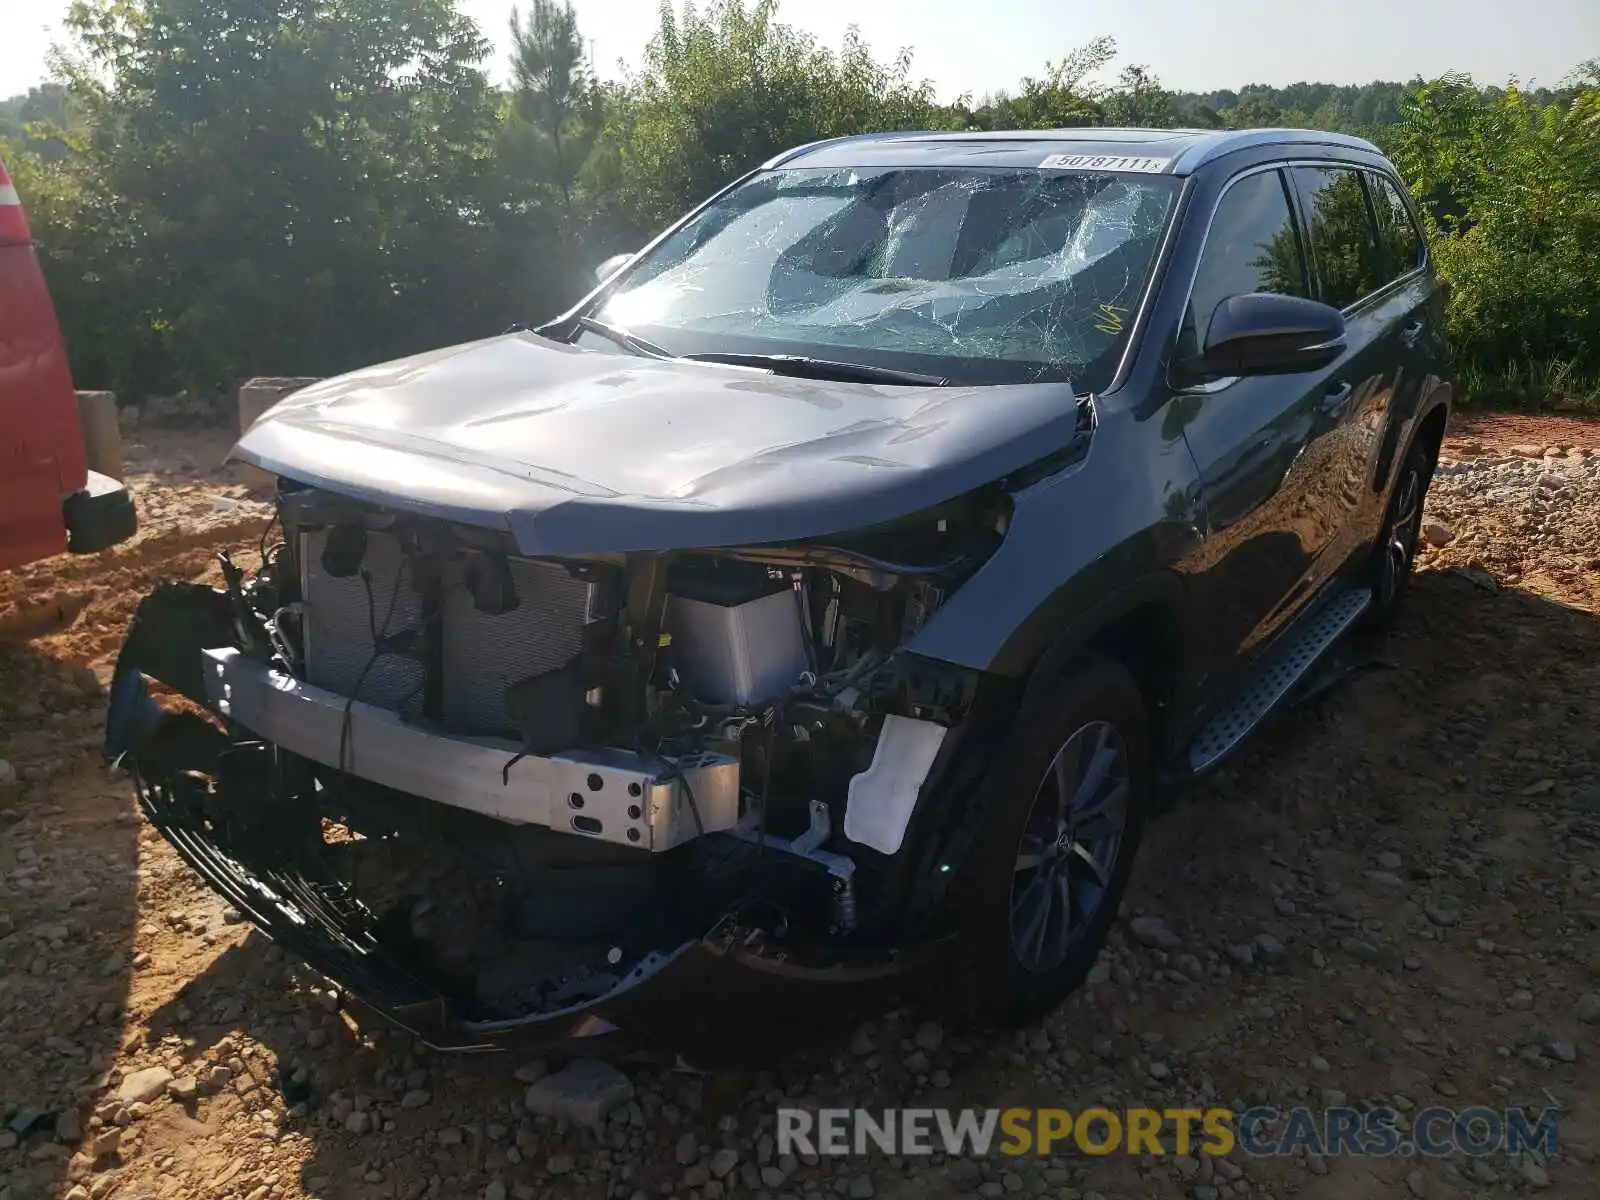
left=2, top=417, right=1598, bottom=1200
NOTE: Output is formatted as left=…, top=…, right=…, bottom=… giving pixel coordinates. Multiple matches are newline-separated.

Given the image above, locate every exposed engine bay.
left=107, top=478, right=1024, bottom=1048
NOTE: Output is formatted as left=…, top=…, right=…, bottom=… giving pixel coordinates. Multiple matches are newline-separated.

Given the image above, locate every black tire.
left=1362, top=433, right=1437, bottom=631
left=945, top=655, right=1150, bottom=1026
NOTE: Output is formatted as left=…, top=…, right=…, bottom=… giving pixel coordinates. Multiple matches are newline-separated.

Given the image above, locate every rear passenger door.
left=1286, top=165, right=1410, bottom=581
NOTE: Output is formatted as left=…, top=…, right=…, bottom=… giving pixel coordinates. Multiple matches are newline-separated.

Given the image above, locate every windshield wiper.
left=679, top=352, right=947, bottom=387
left=573, top=316, right=672, bottom=360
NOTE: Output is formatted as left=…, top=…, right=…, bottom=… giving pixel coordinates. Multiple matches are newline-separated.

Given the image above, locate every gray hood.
left=232, top=332, right=1083, bottom=555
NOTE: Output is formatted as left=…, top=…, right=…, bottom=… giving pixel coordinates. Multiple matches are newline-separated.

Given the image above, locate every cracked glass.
left=591, top=167, right=1181, bottom=391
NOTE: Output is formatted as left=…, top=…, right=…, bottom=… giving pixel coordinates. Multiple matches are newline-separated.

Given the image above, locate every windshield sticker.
left=1039, top=153, right=1172, bottom=173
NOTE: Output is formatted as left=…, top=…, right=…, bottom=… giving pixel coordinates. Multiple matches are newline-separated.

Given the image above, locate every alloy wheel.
left=1380, top=464, right=1423, bottom=606
left=1009, top=720, right=1129, bottom=973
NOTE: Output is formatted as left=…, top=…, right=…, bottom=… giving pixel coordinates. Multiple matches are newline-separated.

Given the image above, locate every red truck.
left=0, top=152, right=135, bottom=571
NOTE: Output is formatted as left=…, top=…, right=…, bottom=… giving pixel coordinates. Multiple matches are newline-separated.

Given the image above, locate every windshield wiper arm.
left=679, top=352, right=947, bottom=387
left=573, top=316, right=672, bottom=360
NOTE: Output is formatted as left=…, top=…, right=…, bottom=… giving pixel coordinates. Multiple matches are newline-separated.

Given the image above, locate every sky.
left=3, top=0, right=1596, bottom=102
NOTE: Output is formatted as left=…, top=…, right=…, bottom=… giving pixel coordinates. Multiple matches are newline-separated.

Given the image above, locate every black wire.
left=336, top=563, right=407, bottom=785
left=638, top=727, right=706, bottom=839
left=267, top=606, right=301, bottom=677
left=257, top=510, right=282, bottom=571
left=676, top=760, right=706, bottom=838
left=753, top=709, right=775, bottom=868
left=334, top=566, right=404, bottom=911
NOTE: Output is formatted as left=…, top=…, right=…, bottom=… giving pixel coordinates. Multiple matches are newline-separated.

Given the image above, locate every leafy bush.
left=1389, top=68, right=1600, bottom=408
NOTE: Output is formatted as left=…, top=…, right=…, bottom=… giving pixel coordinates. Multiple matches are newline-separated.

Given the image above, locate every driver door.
left=1176, top=167, right=1354, bottom=698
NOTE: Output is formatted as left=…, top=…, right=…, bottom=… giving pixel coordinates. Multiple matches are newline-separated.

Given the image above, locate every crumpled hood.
left=233, top=332, right=1084, bottom=555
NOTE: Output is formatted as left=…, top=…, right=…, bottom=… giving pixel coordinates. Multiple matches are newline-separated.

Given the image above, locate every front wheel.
left=946, top=656, right=1150, bottom=1026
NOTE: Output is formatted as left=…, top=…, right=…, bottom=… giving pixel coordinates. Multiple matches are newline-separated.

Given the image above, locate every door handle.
left=1319, top=381, right=1354, bottom=416
left=1400, top=320, right=1425, bottom=348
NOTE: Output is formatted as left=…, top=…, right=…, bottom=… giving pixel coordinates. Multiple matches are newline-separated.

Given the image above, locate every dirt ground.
left=1, top=414, right=1597, bottom=1200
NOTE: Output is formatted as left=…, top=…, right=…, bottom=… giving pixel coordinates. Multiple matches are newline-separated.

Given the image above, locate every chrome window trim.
left=1364, top=168, right=1430, bottom=280
left=1291, top=164, right=1430, bottom=315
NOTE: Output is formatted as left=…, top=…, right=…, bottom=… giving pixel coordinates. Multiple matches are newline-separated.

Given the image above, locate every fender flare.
left=1005, top=568, right=1191, bottom=714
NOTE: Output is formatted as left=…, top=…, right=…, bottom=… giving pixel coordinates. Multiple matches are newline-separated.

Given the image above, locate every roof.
left=765, top=127, right=1384, bottom=175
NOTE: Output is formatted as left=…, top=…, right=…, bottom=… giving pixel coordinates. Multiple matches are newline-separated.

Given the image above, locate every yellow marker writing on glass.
left=1094, top=303, right=1125, bottom=335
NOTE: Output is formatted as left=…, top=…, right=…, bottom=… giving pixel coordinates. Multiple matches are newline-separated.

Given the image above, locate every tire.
left=945, top=655, right=1150, bottom=1026
left=1362, top=432, right=1437, bottom=631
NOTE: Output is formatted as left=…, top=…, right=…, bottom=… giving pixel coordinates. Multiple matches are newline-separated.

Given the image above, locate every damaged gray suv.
left=107, top=127, right=1451, bottom=1057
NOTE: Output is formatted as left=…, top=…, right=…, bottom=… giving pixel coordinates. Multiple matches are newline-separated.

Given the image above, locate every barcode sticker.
left=1038, top=154, right=1172, bottom=173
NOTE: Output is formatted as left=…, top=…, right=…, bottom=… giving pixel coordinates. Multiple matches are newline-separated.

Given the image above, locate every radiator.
left=440, top=556, right=599, bottom=735
left=299, top=530, right=602, bottom=738
left=301, top=529, right=427, bottom=717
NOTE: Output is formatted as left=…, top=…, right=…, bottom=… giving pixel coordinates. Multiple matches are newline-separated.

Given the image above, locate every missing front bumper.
left=125, top=740, right=930, bottom=1056
left=105, top=585, right=941, bottom=1058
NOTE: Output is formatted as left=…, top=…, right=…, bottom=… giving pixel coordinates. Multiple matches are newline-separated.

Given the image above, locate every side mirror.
left=1186, top=292, right=1346, bottom=381
left=594, top=252, right=636, bottom=285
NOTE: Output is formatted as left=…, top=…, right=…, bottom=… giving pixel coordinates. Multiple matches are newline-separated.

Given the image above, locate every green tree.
left=0, top=84, right=79, bottom=159
left=1390, top=70, right=1600, bottom=401
left=1102, top=65, right=1177, bottom=128
left=1218, top=97, right=1283, bottom=128
left=2, top=134, right=162, bottom=394
left=585, top=0, right=947, bottom=239
left=508, top=0, right=603, bottom=215
left=57, top=0, right=503, bottom=394
left=970, top=37, right=1114, bottom=130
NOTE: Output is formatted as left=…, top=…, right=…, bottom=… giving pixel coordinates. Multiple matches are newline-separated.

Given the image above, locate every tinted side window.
left=1293, top=167, right=1384, bottom=309
left=1190, top=170, right=1308, bottom=345
left=1372, top=175, right=1424, bottom=279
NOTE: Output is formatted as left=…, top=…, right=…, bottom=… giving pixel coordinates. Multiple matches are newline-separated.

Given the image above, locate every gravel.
left=1127, top=915, right=1180, bottom=948
left=116, top=1066, right=174, bottom=1105
left=4, top=419, right=1598, bottom=1200
left=522, top=1059, right=634, bottom=1130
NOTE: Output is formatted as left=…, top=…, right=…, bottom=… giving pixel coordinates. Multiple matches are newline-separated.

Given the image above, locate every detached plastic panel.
left=844, top=715, right=948, bottom=855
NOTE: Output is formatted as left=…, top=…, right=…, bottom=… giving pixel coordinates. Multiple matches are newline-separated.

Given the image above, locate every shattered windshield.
left=591, top=166, right=1180, bottom=389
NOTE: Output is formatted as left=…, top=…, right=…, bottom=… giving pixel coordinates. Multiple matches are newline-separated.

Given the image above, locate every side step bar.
left=1188, top=587, right=1372, bottom=774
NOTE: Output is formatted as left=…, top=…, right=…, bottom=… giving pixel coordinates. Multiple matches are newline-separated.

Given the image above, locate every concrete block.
left=236, top=377, right=320, bottom=486
left=238, top=377, right=321, bottom=434
left=75, top=391, right=123, bottom=481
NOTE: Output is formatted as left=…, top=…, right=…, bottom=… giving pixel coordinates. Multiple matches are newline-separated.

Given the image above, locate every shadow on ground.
left=0, top=641, right=141, bottom=1198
